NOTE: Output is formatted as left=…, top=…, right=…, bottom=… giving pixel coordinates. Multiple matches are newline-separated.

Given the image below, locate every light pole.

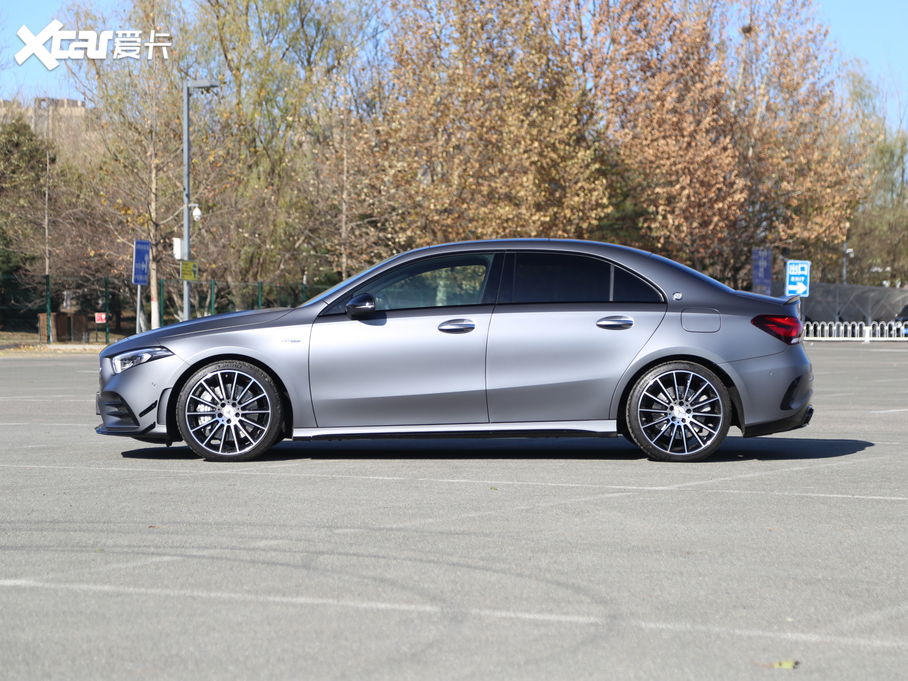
left=183, top=77, right=219, bottom=321
left=842, top=240, right=854, bottom=285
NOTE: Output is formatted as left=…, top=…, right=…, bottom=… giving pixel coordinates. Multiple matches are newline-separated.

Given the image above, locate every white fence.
left=804, top=320, right=908, bottom=342
left=772, top=282, right=908, bottom=323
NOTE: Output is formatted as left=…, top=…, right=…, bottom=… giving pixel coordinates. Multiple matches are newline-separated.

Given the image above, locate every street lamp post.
left=182, top=77, right=219, bottom=321
left=842, top=240, right=854, bottom=285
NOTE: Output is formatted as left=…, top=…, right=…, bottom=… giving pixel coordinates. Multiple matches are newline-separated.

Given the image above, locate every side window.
left=612, top=265, right=664, bottom=303
left=358, top=254, right=498, bottom=312
left=512, top=253, right=612, bottom=303
left=505, top=252, right=663, bottom=304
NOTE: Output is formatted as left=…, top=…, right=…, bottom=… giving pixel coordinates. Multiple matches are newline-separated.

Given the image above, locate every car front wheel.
left=176, top=360, right=283, bottom=462
left=626, top=361, right=731, bottom=462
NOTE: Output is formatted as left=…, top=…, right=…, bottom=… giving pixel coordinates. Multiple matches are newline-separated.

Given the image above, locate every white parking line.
left=0, top=394, right=93, bottom=399
left=0, top=455, right=887, bottom=490
left=697, top=489, right=908, bottom=502
left=822, top=407, right=908, bottom=414
left=0, top=419, right=98, bottom=428
left=255, top=459, right=347, bottom=468
left=0, top=462, right=655, bottom=487
left=628, top=619, right=907, bottom=650
left=0, top=398, right=94, bottom=402
left=18, top=556, right=184, bottom=582
left=383, top=491, right=640, bottom=529
left=826, top=604, right=908, bottom=635
left=661, top=456, right=884, bottom=490
left=0, top=579, right=904, bottom=650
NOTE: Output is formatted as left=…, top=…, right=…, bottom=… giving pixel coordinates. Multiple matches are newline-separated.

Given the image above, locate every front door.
left=309, top=253, right=502, bottom=427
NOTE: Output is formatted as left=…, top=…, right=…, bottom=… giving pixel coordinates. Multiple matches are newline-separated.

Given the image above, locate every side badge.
left=673, top=292, right=683, bottom=301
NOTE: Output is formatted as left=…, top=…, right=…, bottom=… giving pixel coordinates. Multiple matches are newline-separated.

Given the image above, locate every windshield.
left=298, top=254, right=399, bottom=308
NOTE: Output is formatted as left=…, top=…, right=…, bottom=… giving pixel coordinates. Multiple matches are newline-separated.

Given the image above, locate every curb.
left=0, top=343, right=106, bottom=354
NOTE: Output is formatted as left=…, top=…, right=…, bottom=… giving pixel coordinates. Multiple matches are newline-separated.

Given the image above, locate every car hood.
left=100, top=308, right=295, bottom=359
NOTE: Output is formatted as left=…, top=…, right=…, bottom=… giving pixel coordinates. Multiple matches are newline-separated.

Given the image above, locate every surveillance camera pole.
left=842, top=240, right=847, bottom=285
left=842, top=240, right=854, bottom=285
left=182, top=77, right=219, bottom=321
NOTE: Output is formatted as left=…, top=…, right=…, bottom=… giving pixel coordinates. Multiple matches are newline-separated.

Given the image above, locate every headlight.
left=111, top=347, right=174, bottom=373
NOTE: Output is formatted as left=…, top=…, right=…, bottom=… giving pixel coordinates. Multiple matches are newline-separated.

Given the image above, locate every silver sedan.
left=97, top=240, right=813, bottom=462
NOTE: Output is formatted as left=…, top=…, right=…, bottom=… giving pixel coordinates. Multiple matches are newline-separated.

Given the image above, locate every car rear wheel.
left=626, top=361, right=731, bottom=462
left=176, top=360, right=283, bottom=462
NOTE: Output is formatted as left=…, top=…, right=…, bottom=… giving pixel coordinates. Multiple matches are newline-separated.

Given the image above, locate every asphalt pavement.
left=0, top=342, right=906, bottom=679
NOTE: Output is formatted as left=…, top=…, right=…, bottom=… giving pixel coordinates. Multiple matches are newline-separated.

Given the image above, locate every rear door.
left=486, top=252, right=667, bottom=423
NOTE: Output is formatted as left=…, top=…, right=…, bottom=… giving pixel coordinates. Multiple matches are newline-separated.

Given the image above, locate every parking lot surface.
left=0, top=343, right=906, bottom=679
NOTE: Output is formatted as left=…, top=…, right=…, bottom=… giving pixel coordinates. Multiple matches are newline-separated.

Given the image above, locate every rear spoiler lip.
left=783, top=294, right=801, bottom=306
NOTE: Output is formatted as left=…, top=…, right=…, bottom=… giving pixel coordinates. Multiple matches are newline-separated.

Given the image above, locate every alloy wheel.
left=635, top=368, right=726, bottom=457
left=183, top=368, right=273, bottom=457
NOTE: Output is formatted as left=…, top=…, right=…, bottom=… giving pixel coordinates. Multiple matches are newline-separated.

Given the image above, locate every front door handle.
left=597, top=316, right=634, bottom=330
left=438, top=319, right=475, bottom=334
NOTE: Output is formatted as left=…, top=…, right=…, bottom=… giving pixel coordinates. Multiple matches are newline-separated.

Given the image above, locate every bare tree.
left=713, top=0, right=866, bottom=287
left=64, top=0, right=196, bottom=325
left=838, top=68, right=908, bottom=287
left=347, top=0, right=611, bottom=259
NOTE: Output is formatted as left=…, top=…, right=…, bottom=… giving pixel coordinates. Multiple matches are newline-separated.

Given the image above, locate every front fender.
left=164, top=325, right=316, bottom=430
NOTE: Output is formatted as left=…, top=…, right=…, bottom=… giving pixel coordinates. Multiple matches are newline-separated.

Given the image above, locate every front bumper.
left=96, top=351, right=187, bottom=441
left=95, top=390, right=170, bottom=440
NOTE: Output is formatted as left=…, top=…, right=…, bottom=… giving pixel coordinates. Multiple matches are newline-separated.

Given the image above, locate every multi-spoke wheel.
left=626, top=361, right=731, bottom=462
left=176, top=360, right=283, bottom=462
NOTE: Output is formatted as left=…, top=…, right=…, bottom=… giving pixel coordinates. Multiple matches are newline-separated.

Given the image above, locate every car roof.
left=394, top=238, right=658, bottom=271
left=395, top=239, right=729, bottom=296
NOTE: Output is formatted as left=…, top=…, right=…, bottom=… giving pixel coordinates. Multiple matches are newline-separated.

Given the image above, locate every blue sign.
left=785, top=260, right=811, bottom=297
left=752, top=248, right=772, bottom=295
left=133, top=240, right=151, bottom=286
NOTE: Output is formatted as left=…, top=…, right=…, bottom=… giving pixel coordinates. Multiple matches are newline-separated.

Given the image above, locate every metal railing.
left=771, top=281, right=908, bottom=323
left=0, top=273, right=334, bottom=344
left=804, top=321, right=908, bottom=342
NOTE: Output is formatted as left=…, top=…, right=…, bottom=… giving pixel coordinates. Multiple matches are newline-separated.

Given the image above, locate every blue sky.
left=2, top=0, right=907, bottom=124
left=2, top=0, right=118, bottom=98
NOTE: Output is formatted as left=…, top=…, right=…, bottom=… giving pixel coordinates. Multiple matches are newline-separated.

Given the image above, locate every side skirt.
left=292, top=420, right=618, bottom=441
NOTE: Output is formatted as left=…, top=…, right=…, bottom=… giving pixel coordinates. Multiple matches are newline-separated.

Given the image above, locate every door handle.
left=597, top=316, right=634, bottom=330
left=438, top=319, right=475, bottom=334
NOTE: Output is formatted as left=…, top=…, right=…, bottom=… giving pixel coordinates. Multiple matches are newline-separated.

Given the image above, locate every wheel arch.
left=614, top=354, right=744, bottom=436
left=165, top=353, right=295, bottom=443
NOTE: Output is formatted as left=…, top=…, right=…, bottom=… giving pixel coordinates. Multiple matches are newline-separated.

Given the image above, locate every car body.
left=97, top=239, right=814, bottom=462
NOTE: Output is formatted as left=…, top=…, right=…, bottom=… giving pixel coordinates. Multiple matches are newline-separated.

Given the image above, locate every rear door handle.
left=597, top=316, right=634, bottom=330
left=438, top=319, right=475, bottom=334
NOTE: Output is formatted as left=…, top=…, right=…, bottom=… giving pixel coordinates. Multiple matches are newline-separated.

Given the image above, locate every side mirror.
left=346, top=293, right=376, bottom=319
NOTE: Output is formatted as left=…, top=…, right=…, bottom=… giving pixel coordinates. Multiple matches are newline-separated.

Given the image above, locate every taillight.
left=751, top=315, right=802, bottom=345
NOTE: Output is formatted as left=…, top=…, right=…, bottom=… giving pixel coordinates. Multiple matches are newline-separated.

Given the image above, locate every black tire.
left=626, top=361, right=731, bottom=462
left=176, top=360, right=283, bottom=462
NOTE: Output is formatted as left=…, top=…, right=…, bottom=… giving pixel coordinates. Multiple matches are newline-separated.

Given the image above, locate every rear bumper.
left=721, top=344, right=813, bottom=436
left=742, top=401, right=814, bottom=438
